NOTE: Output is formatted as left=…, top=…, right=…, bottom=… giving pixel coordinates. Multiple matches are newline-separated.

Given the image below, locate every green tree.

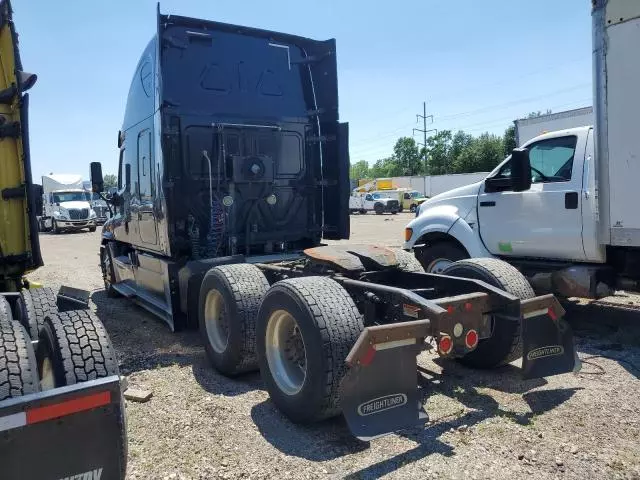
left=392, top=137, right=422, bottom=176
left=103, top=174, right=118, bottom=190
left=349, top=160, right=369, bottom=180
left=425, top=130, right=453, bottom=175
left=503, top=124, right=516, bottom=156
left=474, top=133, right=504, bottom=172
left=449, top=131, right=475, bottom=173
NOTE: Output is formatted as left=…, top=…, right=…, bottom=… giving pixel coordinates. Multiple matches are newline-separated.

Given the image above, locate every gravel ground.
left=28, top=222, right=640, bottom=480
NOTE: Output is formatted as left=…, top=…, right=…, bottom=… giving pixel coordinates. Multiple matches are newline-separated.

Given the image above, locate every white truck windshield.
left=52, top=192, right=88, bottom=203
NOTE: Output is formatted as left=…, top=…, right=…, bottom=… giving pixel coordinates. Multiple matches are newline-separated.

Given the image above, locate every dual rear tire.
left=199, top=265, right=363, bottom=423
left=198, top=255, right=534, bottom=424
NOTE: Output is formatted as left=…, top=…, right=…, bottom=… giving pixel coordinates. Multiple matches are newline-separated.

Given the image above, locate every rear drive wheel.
left=442, top=258, right=535, bottom=368
left=36, top=310, right=119, bottom=390
left=256, top=277, right=363, bottom=423
left=199, top=264, right=270, bottom=376
left=29, top=287, right=59, bottom=330
left=392, top=249, right=425, bottom=273
left=415, top=242, right=468, bottom=273
left=16, top=289, right=38, bottom=339
left=0, top=320, right=39, bottom=400
left=0, top=296, right=13, bottom=323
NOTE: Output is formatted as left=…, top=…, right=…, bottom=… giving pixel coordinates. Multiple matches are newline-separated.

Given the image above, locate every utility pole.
left=413, top=101, right=436, bottom=174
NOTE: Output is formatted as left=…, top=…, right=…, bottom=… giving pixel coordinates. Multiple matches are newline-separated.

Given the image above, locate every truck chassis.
left=194, top=245, right=578, bottom=440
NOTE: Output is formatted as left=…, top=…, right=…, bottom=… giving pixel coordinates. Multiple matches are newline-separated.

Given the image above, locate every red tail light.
left=465, top=329, right=478, bottom=349
left=439, top=335, right=453, bottom=355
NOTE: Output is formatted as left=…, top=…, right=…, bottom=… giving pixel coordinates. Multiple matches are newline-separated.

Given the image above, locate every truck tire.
left=442, top=258, right=535, bottom=368
left=0, top=320, right=39, bottom=400
left=374, top=203, right=384, bottom=215
left=52, top=219, right=60, bottom=234
left=359, top=209, right=367, bottom=214
left=415, top=242, right=468, bottom=273
left=256, top=277, right=363, bottom=423
left=410, top=203, right=418, bottom=213
left=100, top=246, right=120, bottom=298
left=35, top=310, right=119, bottom=390
left=29, top=287, right=59, bottom=332
left=15, top=289, right=38, bottom=339
left=393, top=248, right=425, bottom=273
left=199, top=264, right=270, bottom=376
left=0, top=295, right=13, bottom=323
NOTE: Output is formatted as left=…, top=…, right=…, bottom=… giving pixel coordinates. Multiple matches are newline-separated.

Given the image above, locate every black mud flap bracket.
left=340, top=320, right=430, bottom=441
left=520, top=295, right=581, bottom=379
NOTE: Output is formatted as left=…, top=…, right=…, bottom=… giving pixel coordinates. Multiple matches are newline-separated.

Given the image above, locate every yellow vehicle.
left=399, top=189, right=429, bottom=213
left=0, top=3, right=126, bottom=478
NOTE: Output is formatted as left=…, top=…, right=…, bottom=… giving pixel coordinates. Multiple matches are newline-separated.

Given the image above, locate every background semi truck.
left=405, top=0, right=640, bottom=300
left=40, top=173, right=97, bottom=233
left=0, top=2, right=127, bottom=478
left=90, top=6, right=578, bottom=441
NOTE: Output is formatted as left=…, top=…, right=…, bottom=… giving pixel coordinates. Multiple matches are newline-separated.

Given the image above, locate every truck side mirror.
left=511, top=148, right=532, bottom=192
left=90, top=162, right=104, bottom=193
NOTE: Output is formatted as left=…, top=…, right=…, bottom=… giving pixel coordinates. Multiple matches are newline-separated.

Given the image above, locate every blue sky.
left=16, top=0, right=592, bottom=181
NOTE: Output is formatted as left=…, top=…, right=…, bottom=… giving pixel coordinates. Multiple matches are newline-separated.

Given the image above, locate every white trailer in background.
left=41, top=174, right=96, bottom=233
left=514, top=107, right=593, bottom=147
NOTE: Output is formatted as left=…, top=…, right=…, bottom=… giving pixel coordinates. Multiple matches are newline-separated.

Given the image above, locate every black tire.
left=415, top=241, right=468, bottom=273
left=0, top=295, right=13, bottom=323
left=392, top=249, right=425, bottom=273
left=391, top=210, right=398, bottom=215
left=29, top=287, right=59, bottom=330
left=199, top=264, right=270, bottom=376
left=52, top=219, right=60, bottom=234
left=36, top=310, right=119, bottom=389
left=16, top=289, right=38, bottom=339
left=442, top=258, right=535, bottom=368
left=0, top=320, right=39, bottom=400
left=89, top=226, right=97, bottom=232
left=374, top=203, right=384, bottom=215
left=256, top=277, right=363, bottom=423
left=359, top=209, right=367, bottom=215
left=100, top=246, right=120, bottom=298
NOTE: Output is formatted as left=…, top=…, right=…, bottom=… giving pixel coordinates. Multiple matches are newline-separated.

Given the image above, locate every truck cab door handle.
left=479, top=201, right=495, bottom=207
left=565, top=192, right=578, bottom=209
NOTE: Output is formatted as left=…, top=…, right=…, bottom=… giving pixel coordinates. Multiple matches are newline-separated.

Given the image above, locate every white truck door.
left=364, top=194, right=374, bottom=210
left=478, top=133, right=587, bottom=260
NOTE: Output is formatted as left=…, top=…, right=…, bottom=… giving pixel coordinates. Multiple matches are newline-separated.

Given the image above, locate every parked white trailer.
left=41, top=174, right=96, bottom=233
left=515, top=107, right=593, bottom=147
left=405, top=1, right=640, bottom=299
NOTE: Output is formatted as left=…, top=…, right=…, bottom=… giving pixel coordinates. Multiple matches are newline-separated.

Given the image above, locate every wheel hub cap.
left=204, top=290, right=229, bottom=354
left=265, top=310, right=307, bottom=396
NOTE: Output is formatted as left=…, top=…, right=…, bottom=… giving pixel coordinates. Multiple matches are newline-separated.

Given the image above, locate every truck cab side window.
left=528, top=136, right=577, bottom=183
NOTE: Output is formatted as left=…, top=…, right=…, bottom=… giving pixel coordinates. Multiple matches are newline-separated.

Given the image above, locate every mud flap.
left=340, top=320, right=429, bottom=441
left=520, top=295, right=581, bottom=379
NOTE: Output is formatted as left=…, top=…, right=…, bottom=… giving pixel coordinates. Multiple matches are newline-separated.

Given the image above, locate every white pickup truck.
left=349, top=190, right=401, bottom=215
left=404, top=0, right=640, bottom=299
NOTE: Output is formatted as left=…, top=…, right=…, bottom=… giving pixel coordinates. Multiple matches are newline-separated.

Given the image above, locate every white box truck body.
left=41, top=174, right=96, bottom=233
left=514, top=107, right=593, bottom=147
left=404, top=0, right=640, bottom=298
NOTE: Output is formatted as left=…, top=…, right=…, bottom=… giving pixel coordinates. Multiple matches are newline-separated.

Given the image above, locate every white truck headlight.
left=54, top=210, right=69, bottom=220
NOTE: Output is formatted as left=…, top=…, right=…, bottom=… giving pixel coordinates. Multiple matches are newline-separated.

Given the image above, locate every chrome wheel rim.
left=265, top=310, right=307, bottom=396
left=40, top=357, right=55, bottom=391
left=428, top=258, right=454, bottom=274
left=204, top=290, right=229, bottom=354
